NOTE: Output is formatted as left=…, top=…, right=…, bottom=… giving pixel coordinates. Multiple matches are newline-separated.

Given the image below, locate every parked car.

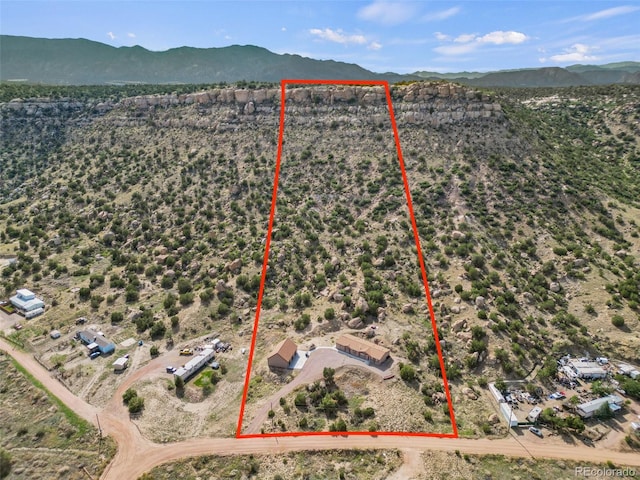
left=89, top=351, right=101, bottom=359
left=529, top=426, right=543, bottom=438
left=13, top=323, right=23, bottom=330
left=179, top=348, right=193, bottom=356
left=166, top=366, right=176, bottom=373
left=210, top=362, right=220, bottom=370
left=75, top=317, right=87, bottom=325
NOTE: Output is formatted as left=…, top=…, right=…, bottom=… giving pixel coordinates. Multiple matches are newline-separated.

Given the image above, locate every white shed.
left=112, top=357, right=129, bottom=371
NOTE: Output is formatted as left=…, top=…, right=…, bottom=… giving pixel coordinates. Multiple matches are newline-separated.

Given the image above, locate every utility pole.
left=96, top=414, right=102, bottom=454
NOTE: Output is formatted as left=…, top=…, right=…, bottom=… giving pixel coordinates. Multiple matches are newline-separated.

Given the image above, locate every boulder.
left=550, top=282, right=561, bottom=293
left=462, top=387, right=478, bottom=400
left=457, top=331, right=472, bottom=342
left=573, top=258, right=587, bottom=268
left=432, top=392, right=446, bottom=403
left=348, top=317, right=364, bottom=329
left=356, top=297, right=369, bottom=313
left=450, top=305, right=461, bottom=314
left=164, top=269, right=176, bottom=278
left=488, top=413, right=500, bottom=425
left=452, top=319, right=466, bottom=332
left=243, top=101, right=255, bottom=114
left=226, top=258, right=242, bottom=272
left=208, top=268, right=218, bottom=278
left=452, top=230, right=464, bottom=240
left=402, top=303, right=414, bottom=314
left=215, top=279, right=227, bottom=293
left=475, top=296, right=486, bottom=308
left=333, top=292, right=344, bottom=302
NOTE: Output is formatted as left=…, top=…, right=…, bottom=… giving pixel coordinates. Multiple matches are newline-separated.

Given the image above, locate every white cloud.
left=309, top=28, right=368, bottom=46
left=583, top=5, right=640, bottom=21
left=477, top=31, right=529, bottom=45
left=545, top=43, right=598, bottom=63
left=454, top=33, right=476, bottom=43
left=435, top=30, right=529, bottom=56
left=357, top=1, right=418, bottom=25
left=422, top=7, right=461, bottom=22
left=127, top=32, right=136, bottom=38
left=368, top=41, right=383, bottom=50
left=107, top=32, right=116, bottom=40
left=281, top=27, right=287, bottom=32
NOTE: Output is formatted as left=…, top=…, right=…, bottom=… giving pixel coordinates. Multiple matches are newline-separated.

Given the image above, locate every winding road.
left=2, top=338, right=640, bottom=480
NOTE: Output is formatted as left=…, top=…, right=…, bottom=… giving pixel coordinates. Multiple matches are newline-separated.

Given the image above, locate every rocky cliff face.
left=1, top=82, right=503, bottom=131
left=0, top=82, right=506, bottom=201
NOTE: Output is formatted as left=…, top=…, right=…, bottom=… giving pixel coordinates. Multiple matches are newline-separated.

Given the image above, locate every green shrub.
left=399, top=363, right=416, bottom=382
left=122, top=388, right=137, bottom=404
left=611, top=315, right=625, bottom=328
left=128, top=396, right=144, bottom=414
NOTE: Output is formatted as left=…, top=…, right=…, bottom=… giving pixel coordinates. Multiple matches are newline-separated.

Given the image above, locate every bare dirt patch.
left=139, top=449, right=403, bottom=480
left=0, top=351, right=116, bottom=480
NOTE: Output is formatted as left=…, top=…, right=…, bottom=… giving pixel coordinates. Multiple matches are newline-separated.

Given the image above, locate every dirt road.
left=3, top=338, right=640, bottom=480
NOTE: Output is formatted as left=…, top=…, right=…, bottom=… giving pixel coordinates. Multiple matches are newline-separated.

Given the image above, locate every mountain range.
left=1, top=35, right=639, bottom=87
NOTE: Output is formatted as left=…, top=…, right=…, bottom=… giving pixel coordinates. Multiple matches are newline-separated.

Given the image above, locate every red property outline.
left=236, top=79, right=458, bottom=439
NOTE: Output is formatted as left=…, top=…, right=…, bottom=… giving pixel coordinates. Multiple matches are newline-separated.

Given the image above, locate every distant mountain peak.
left=0, top=35, right=638, bottom=87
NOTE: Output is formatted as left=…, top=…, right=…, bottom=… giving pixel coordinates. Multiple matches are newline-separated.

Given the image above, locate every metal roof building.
left=577, top=395, right=623, bottom=418
left=174, top=348, right=215, bottom=382
left=267, top=338, right=297, bottom=370
left=10, top=288, right=45, bottom=314
left=336, top=333, right=390, bottom=365
left=568, top=360, right=607, bottom=379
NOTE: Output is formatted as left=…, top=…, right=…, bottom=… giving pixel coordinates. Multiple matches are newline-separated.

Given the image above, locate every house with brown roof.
left=267, top=338, right=298, bottom=369
left=336, top=333, right=390, bottom=365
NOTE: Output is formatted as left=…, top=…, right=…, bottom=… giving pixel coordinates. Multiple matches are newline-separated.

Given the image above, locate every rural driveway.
left=3, top=338, right=640, bottom=480
left=243, top=347, right=393, bottom=434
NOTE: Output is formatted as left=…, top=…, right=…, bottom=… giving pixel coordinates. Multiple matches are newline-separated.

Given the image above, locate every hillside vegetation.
left=0, top=83, right=639, bottom=433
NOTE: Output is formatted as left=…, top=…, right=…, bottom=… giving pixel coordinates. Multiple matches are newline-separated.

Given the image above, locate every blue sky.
left=2, top=1, right=639, bottom=73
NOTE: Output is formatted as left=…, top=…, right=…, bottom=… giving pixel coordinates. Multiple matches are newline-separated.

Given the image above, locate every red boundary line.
left=236, top=79, right=458, bottom=439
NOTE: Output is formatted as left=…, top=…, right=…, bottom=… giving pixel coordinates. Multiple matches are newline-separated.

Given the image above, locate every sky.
left=1, top=1, right=639, bottom=73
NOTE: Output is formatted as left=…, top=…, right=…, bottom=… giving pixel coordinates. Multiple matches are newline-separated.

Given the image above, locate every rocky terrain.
left=0, top=81, right=639, bottom=438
